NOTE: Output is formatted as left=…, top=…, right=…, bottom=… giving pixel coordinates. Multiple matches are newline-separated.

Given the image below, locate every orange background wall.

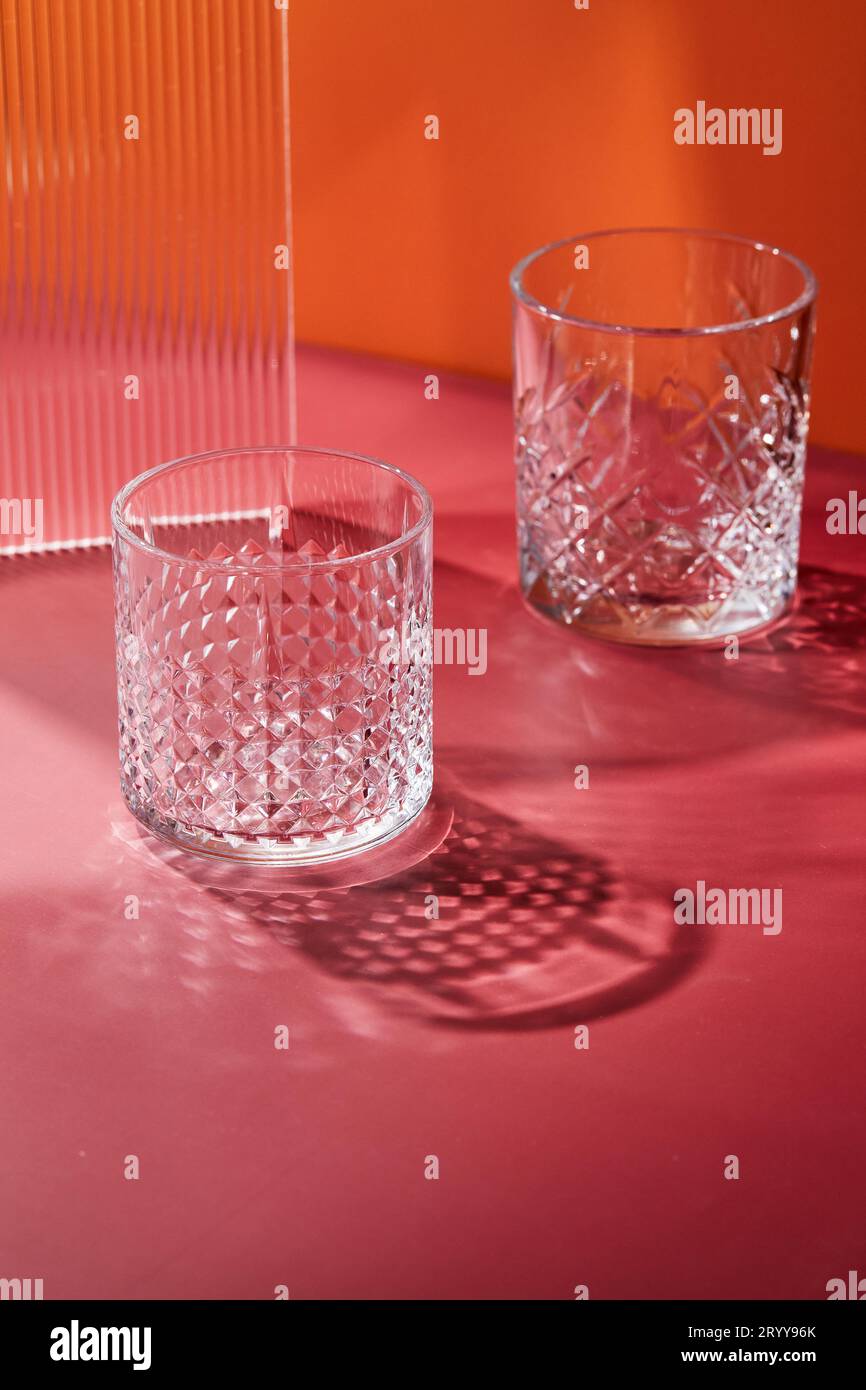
left=290, top=0, right=866, bottom=453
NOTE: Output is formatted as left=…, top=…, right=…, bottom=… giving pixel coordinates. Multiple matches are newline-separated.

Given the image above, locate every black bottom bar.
left=0, top=1298, right=861, bottom=1375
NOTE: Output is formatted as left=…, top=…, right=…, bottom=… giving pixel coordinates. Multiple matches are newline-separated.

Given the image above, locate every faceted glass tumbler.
left=511, top=229, right=817, bottom=644
left=112, top=448, right=433, bottom=864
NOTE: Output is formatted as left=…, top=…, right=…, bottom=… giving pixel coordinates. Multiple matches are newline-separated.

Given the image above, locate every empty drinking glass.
left=511, top=228, right=817, bottom=644
left=112, top=447, right=433, bottom=863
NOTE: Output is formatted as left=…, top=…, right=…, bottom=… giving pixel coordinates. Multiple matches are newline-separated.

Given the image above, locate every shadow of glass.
left=724, top=563, right=866, bottom=720
left=136, top=779, right=708, bottom=1031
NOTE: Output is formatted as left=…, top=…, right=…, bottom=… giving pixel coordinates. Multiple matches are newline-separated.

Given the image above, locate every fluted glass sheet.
left=0, top=0, right=295, bottom=553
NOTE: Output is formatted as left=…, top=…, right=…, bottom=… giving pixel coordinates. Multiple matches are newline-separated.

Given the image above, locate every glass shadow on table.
left=138, top=777, right=708, bottom=1032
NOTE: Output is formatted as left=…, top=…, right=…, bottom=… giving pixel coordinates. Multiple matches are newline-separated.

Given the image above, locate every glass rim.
left=509, top=226, right=818, bottom=338
left=111, top=444, right=433, bottom=574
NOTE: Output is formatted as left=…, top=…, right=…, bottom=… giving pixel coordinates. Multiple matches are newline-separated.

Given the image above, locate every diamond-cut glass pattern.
left=512, top=231, right=816, bottom=643
left=113, top=451, right=432, bottom=863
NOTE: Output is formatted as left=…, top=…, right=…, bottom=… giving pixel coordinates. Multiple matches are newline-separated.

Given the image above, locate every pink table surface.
left=1, top=344, right=864, bottom=1300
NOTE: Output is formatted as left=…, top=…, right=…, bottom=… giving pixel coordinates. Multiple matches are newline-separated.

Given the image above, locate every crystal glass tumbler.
left=112, top=448, right=433, bottom=864
left=511, top=229, right=817, bottom=644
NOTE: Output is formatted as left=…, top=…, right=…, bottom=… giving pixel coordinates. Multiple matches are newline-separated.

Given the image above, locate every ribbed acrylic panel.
left=0, top=0, right=295, bottom=553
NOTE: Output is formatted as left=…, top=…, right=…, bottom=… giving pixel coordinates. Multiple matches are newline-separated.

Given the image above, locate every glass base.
left=523, top=581, right=794, bottom=647
left=121, top=783, right=434, bottom=865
